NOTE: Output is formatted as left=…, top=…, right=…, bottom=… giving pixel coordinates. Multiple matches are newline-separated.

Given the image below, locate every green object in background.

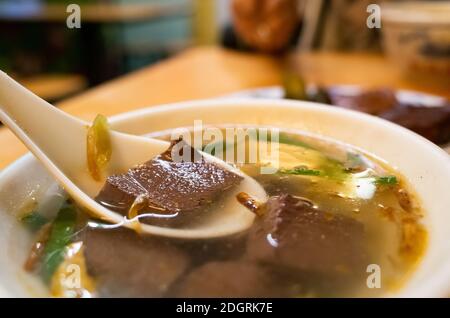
left=0, top=0, right=194, bottom=81
left=193, top=0, right=218, bottom=45
left=108, top=0, right=194, bottom=73
left=283, top=70, right=308, bottom=100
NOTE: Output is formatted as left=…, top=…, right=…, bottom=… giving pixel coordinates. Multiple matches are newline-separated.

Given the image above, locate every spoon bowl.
left=0, top=71, right=266, bottom=239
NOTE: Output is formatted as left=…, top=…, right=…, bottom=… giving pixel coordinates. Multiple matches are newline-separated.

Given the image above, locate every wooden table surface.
left=0, top=46, right=448, bottom=169
left=19, top=74, right=87, bottom=101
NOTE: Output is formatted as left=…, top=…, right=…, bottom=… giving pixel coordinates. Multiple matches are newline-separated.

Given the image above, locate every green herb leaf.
left=375, top=176, right=398, bottom=185
left=40, top=202, right=77, bottom=283
left=279, top=168, right=321, bottom=176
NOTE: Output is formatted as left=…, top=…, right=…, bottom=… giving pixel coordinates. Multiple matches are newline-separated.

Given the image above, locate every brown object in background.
left=380, top=104, right=450, bottom=145
left=329, top=88, right=397, bottom=115
left=327, top=85, right=450, bottom=145
left=231, top=0, right=300, bottom=53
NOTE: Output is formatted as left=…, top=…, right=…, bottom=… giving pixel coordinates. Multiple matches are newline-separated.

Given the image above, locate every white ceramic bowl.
left=1, top=99, right=449, bottom=297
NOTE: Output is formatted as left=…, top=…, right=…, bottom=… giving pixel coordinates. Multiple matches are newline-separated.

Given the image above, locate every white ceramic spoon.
left=0, top=71, right=267, bottom=239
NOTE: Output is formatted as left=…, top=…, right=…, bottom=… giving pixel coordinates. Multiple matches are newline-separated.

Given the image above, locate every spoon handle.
left=0, top=70, right=168, bottom=196
left=0, top=71, right=87, bottom=170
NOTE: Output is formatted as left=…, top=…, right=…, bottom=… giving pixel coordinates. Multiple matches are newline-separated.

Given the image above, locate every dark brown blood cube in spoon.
left=380, top=103, right=450, bottom=144
left=82, top=227, right=190, bottom=297
left=95, top=139, right=243, bottom=216
left=173, top=261, right=279, bottom=298
left=247, top=194, right=367, bottom=274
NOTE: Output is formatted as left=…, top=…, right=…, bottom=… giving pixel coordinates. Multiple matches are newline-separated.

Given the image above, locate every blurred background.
left=0, top=0, right=448, bottom=102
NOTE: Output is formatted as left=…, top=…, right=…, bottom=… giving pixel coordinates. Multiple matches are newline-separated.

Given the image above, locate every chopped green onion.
left=375, top=176, right=398, bottom=185
left=279, top=168, right=321, bottom=176
left=40, top=202, right=77, bottom=283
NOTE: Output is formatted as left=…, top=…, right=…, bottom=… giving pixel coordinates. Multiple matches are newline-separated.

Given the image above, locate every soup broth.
left=21, top=127, right=426, bottom=297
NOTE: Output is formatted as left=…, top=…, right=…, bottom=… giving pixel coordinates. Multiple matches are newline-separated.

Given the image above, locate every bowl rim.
left=1, top=97, right=450, bottom=297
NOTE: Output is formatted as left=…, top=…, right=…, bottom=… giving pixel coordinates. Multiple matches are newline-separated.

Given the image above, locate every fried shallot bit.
left=396, top=187, right=413, bottom=213
left=24, top=223, right=52, bottom=272
left=87, top=114, right=112, bottom=181
left=236, top=192, right=264, bottom=216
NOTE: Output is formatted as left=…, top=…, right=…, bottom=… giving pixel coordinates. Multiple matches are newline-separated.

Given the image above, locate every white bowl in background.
left=0, top=99, right=449, bottom=297
left=381, top=1, right=450, bottom=80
